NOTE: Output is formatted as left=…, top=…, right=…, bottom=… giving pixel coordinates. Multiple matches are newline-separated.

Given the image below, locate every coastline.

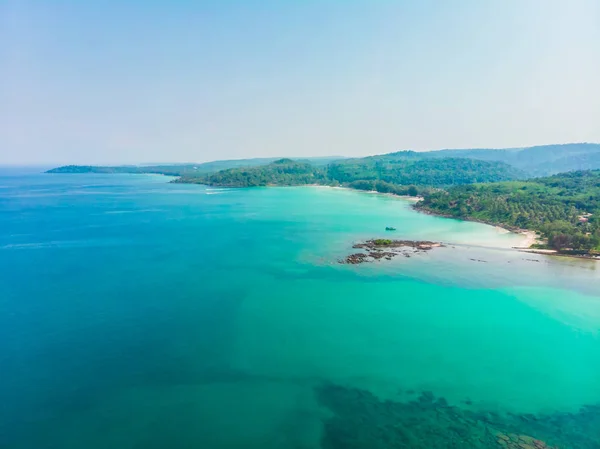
left=45, top=173, right=599, bottom=261
left=515, top=249, right=599, bottom=260
left=169, top=180, right=427, bottom=204
left=314, top=185, right=540, bottom=253
left=308, top=185, right=424, bottom=202
left=513, top=230, right=540, bottom=249
left=415, top=205, right=600, bottom=261
left=281, top=185, right=600, bottom=260
left=312, top=185, right=542, bottom=252
left=413, top=205, right=534, bottom=242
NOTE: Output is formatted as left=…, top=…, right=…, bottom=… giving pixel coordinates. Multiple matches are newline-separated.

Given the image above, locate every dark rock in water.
left=342, top=253, right=370, bottom=264
left=494, top=432, right=558, bottom=449
left=353, top=239, right=443, bottom=251
left=418, top=390, right=435, bottom=404
left=342, top=238, right=444, bottom=264
left=369, top=251, right=396, bottom=260
left=436, top=397, right=449, bottom=407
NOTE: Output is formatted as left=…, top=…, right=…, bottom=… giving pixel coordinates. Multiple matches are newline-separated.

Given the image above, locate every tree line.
left=182, top=157, right=525, bottom=191
left=416, top=170, right=600, bottom=254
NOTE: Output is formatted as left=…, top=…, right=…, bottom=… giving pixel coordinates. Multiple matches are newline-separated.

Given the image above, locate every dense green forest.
left=181, top=157, right=524, bottom=190
left=326, top=157, right=525, bottom=187
left=417, top=170, right=600, bottom=254
left=51, top=155, right=524, bottom=190
left=179, top=159, right=328, bottom=187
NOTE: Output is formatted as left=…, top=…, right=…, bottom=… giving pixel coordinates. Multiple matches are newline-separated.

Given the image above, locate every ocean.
left=1, top=169, right=599, bottom=448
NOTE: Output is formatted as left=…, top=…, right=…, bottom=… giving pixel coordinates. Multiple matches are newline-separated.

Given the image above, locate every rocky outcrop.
left=340, top=239, right=444, bottom=264
left=495, top=433, right=557, bottom=449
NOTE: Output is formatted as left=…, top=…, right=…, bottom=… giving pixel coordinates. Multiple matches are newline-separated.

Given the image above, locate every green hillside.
left=177, top=156, right=524, bottom=192
left=181, top=159, right=328, bottom=187
left=48, top=143, right=600, bottom=179
left=327, top=157, right=525, bottom=187
left=410, top=143, right=600, bottom=176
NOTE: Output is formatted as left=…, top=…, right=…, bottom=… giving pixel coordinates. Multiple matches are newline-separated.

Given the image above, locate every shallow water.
left=0, top=171, right=599, bottom=448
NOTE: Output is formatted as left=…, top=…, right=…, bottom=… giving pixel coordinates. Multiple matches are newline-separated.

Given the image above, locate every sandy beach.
left=514, top=230, right=540, bottom=248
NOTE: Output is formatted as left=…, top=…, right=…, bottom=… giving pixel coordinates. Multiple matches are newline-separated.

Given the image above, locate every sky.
left=1, top=0, right=599, bottom=165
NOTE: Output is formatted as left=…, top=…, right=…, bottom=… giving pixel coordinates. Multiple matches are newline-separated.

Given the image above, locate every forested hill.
left=327, top=157, right=524, bottom=188
left=48, top=142, right=600, bottom=180
left=181, top=159, right=328, bottom=187
left=176, top=157, right=524, bottom=191
left=389, top=143, right=600, bottom=176
left=416, top=170, right=600, bottom=254
left=47, top=164, right=198, bottom=176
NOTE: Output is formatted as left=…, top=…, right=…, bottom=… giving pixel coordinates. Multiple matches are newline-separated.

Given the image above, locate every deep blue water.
left=1, top=169, right=599, bottom=449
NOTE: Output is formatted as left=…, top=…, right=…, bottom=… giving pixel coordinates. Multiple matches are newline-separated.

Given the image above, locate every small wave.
left=103, top=209, right=162, bottom=214
left=70, top=190, right=128, bottom=195
left=7, top=192, right=64, bottom=198
left=0, top=239, right=129, bottom=250
left=159, top=189, right=207, bottom=194
left=5, top=190, right=129, bottom=198
left=1, top=241, right=76, bottom=250
left=205, top=191, right=230, bottom=195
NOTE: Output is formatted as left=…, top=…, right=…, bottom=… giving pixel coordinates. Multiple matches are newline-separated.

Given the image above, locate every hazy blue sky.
left=1, top=0, right=599, bottom=164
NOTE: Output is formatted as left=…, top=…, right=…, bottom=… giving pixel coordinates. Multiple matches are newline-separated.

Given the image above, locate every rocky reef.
left=340, top=239, right=444, bottom=264
left=315, top=384, right=600, bottom=449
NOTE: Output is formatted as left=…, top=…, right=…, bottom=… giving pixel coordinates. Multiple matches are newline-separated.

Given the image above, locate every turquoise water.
left=1, top=170, right=599, bottom=448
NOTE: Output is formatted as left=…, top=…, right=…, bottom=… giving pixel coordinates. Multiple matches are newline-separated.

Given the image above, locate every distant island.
left=47, top=143, right=600, bottom=257
left=45, top=155, right=342, bottom=177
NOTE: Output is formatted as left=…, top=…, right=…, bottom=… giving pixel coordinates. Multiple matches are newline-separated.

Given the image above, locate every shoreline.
left=313, top=185, right=554, bottom=254
left=306, top=184, right=424, bottom=202
left=515, top=248, right=600, bottom=261
left=414, top=205, right=535, bottom=243
left=319, top=186, right=546, bottom=254
left=415, top=205, right=599, bottom=261
left=152, top=180, right=596, bottom=262
left=169, top=180, right=427, bottom=204
left=50, top=173, right=598, bottom=261
left=513, top=230, right=540, bottom=249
